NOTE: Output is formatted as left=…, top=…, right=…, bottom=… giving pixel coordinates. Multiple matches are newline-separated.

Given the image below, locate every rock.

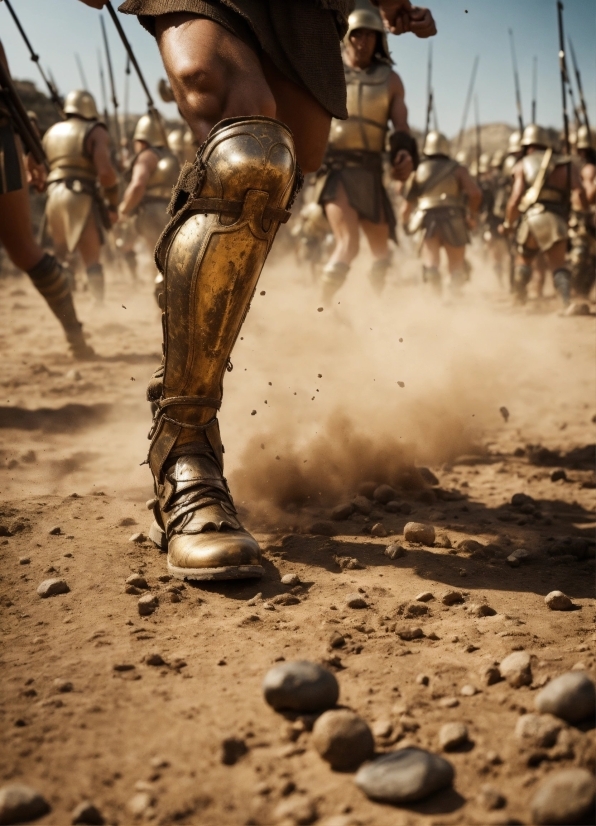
left=438, top=697, right=459, bottom=708
left=138, top=594, right=158, bottom=616
left=126, top=574, right=149, bottom=589
left=370, top=523, right=388, bottom=538
left=442, top=590, right=464, bottom=606
left=460, top=684, right=478, bottom=696
left=480, top=664, right=502, bottom=686
left=372, top=719, right=393, bottom=738
left=221, top=736, right=248, bottom=765
left=263, top=661, right=339, bottom=712
left=402, top=602, right=428, bottom=618
left=476, top=785, right=506, bottom=811
left=145, top=653, right=166, bottom=667
left=511, top=493, right=535, bottom=507
left=500, top=651, right=532, bottom=688
left=37, top=578, right=69, bottom=598
left=469, top=603, right=497, bottom=617
left=312, top=710, right=374, bottom=771
left=281, top=573, right=300, bottom=586
left=384, top=543, right=406, bottom=560
left=415, top=591, right=434, bottom=602
left=396, top=627, right=423, bottom=641
left=438, top=722, right=469, bottom=751
left=129, top=532, right=146, bottom=543
left=125, top=585, right=141, bottom=595
left=330, top=503, right=354, bottom=521
left=127, top=792, right=153, bottom=817
left=308, top=521, right=338, bottom=537
left=346, top=594, right=368, bottom=609
left=336, top=556, right=365, bottom=570
left=0, top=784, right=50, bottom=824
left=544, top=591, right=573, bottom=611
left=550, top=469, right=567, bottom=482
left=457, top=538, right=484, bottom=554
left=18, top=557, right=30, bottom=565
left=535, top=672, right=595, bottom=724
left=48, top=526, right=62, bottom=535
left=385, top=500, right=408, bottom=514
left=416, top=674, right=430, bottom=686
left=373, top=484, right=397, bottom=504
left=515, top=714, right=563, bottom=748
left=530, top=768, right=595, bottom=825
left=53, top=678, right=73, bottom=693
left=355, top=748, right=454, bottom=804
left=403, top=522, right=435, bottom=545
left=71, top=801, right=105, bottom=825
left=352, top=496, right=373, bottom=515
left=507, top=548, right=537, bottom=566
left=273, top=796, right=317, bottom=825
left=329, top=631, right=345, bottom=649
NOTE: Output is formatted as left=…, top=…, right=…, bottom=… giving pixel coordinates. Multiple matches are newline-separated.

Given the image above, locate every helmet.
left=455, top=149, right=467, bottom=165
left=507, top=130, right=521, bottom=155
left=423, top=131, right=450, bottom=157
left=158, top=78, right=175, bottom=103
left=133, top=112, right=167, bottom=148
left=478, top=152, right=490, bottom=174
left=167, top=126, right=184, bottom=156
left=576, top=124, right=594, bottom=150
left=345, top=9, right=391, bottom=62
left=63, top=90, right=99, bottom=120
left=521, top=123, right=551, bottom=149
left=491, top=149, right=505, bottom=169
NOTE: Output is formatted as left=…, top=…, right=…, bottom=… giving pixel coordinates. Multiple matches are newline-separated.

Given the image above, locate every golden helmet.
left=63, top=90, right=99, bottom=120
left=478, top=152, right=490, bottom=174
left=491, top=149, right=505, bottom=169
left=134, top=111, right=167, bottom=148
left=167, top=126, right=185, bottom=155
left=521, top=123, right=551, bottom=149
left=576, top=124, right=594, bottom=150
left=455, top=149, right=468, bottom=165
left=423, top=130, right=450, bottom=157
left=345, top=8, right=391, bottom=62
left=507, top=130, right=522, bottom=155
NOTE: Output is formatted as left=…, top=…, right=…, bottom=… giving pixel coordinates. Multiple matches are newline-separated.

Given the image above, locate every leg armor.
left=27, top=254, right=94, bottom=359
left=86, top=263, right=104, bottom=303
left=321, top=261, right=350, bottom=305
left=368, top=258, right=390, bottom=295
left=512, top=264, right=532, bottom=304
left=148, top=116, right=297, bottom=581
left=422, top=265, right=441, bottom=294
left=553, top=267, right=571, bottom=307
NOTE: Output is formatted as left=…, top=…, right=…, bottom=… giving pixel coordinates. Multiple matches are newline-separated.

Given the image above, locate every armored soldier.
left=167, top=124, right=196, bottom=166
left=0, top=43, right=92, bottom=358
left=505, top=123, right=588, bottom=307
left=479, top=150, right=508, bottom=286
left=316, top=7, right=418, bottom=302
left=401, top=130, right=482, bottom=295
left=118, top=112, right=180, bottom=300
left=43, top=89, right=119, bottom=302
left=569, top=125, right=596, bottom=300
left=78, top=0, right=436, bottom=581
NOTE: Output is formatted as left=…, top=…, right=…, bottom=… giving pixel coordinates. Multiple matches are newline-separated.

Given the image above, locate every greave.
left=512, top=264, right=532, bottom=303
left=321, top=261, right=350, bottom=305
left=553, top=268, right=571, bottom=307
left=86, top=263, right=104, bottom=303
left=368, top=258, right=390, bottom=295
left=422, top=265, right=441, bottom=294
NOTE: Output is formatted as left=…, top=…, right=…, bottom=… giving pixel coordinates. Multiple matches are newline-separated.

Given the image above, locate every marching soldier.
left=0, top=43, right=93, bottom=359
left=118, top=111, right=180, bottom=300
left=42, top=89, right=119, bottom=303
left=401, top=130, right=482, bottom=296
left=569, top=125, right=596, bottom=300
left=480, top=150, right=508, bottom=286
left=315, top=7, right=418, bottom=303
left=505, top=123, right=588, bottom=307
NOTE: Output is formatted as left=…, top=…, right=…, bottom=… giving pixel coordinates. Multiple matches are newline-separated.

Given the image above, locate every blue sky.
left=1, top=0, right=595, bottom=136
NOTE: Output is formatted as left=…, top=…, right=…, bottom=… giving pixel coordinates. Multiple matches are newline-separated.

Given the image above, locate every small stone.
left=329, top=631, right=345, bottom=649
left=346, top=594, right=368, bottom=609
left=500, top=651, right=532, bottom=688
left=511, top=492, right=534, bottom=507
left=221, top=736, right=248, bottom=765
left=530, top=768, right=595, bottom=825
left=373, top=484, right=397, bottom=504
left=480, top=664, right=502, bottom=686
left=396, top=626, right=423, bottom=641
left=330, top=503, right=354, bottom=521
left=442, top=590, right=464, bottom=606
left=336, top=556, right=365, bottom=570
left=0, top=784, right=50, bottom=824
left=126, top=574, right=149, bottom=589
left=48, top=526, right=62, bottom=535
left=515, top=714, right=563, bottom=748
left=476, top=785, right=506, bottom=811
left=53, top=678, right=73, bottom=693
left=125, top=585, right=141, bottom=595
left=372, top=719, right=393, bottom=738
left=403, top=522, right=435, bottom=545
left=507, top=548, right=536, bottom=566
left=438, top=697, right=459, bottom=708
left=370, top=522, right=388, bottom=538
left=19, top=557, right=30, bottom=565
left=402, top=602, right=428, bottom=618
left=416, top=674, right=430, bottom=686
left=72, top=800, right=105, bottom=825
left=312, top=710, right=374, bottom=771
left=129, top=532, right=146, bottom=543
left=415, top=591, right=434, bottom=602
left=544, top=591, right=573, bottom=611
left=469, top=603, right=497, bottom=617
left=460, top=684, right=478, bottom=696
left=263, top=661, right=339, bottom=712
left=384, top=500, right=404, bottom=513
left=145, top=653, right=166, bottom=667
left=138, top=594, right=158, bottom=616
left=127, top=792, right=153, bottom=817
left=438, top=722, right=469, bottom=751
left=352, top=495, right=373, bottom=515
left=355, top=748, right=454, bottom=804
left=535, top=672, right=595, bottom=724
left=550, top=469, right=567, bottom=482
left=273, top=796, right=317, bottom=826
left=281, top=573, right=300, bottom=586
left=37, top=578, right=69, bottom=598
left=308, top=521, right=338, bottom=537
left=384, top=543, right=406, bottom=560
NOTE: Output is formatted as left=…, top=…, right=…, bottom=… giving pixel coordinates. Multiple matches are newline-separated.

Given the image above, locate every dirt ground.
left=0, top=241, right=594, bottom=826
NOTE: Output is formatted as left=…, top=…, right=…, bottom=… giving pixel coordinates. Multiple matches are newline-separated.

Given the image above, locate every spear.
left=557, top=1, right=571, bottom=208
left=508, top=29, right=524, bottom=133
left=100, top=14, right=122, bottom=163
left=97, top=49, right=110, bottom=125
left=123, top=54, right=131, bottom=151
left=423, top=42, right=433, bottom=143
left=456, top=55, right=479, bottom=151
left=474, top=94, right=481, bottom=182
left=568, top=37, right=591, bottom=141
left=75, top=53, right=89, bottom=90
left=3, top=0, right=64, bottom=116
left=531, top=56, right=537, bottom=124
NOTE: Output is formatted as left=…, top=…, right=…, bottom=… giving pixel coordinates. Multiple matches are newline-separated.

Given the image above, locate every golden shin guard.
left=148, top=116, right=297, bottom=580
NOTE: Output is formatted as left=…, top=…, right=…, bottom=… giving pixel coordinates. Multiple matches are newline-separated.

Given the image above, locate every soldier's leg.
left=77, top=215, right=105, bottom=303
left=361, top=219, right=391, bottom=295
left=144, top=14, right=326, bottom=580
left=322, top=185, right=360, bottom=303
left=444, top=243, right=467, bottom=296
left=545, top=240, right=571, bottom=307
left=0, top=187, right=94, bottom=359
left=421, top=237, right=442, bottom=294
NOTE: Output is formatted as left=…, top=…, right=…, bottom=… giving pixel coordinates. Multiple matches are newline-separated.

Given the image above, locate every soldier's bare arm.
left=386, top=72, right=413, bottom=182
left=505, top=162, right=526, bottom=226
left=375, top=1, right=437, bottom=37
left=119, top=149, right=158, bottom=217
left=457, top=165, right=482, bottom=215
left=580, top=164, right=596, bottom=204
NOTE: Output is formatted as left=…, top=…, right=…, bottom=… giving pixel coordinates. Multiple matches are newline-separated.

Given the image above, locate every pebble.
left=370, top=523, right=388, bottom=538
left=273, top=796, right=317, bottom=826
left=329, top=631, right=345, bottom=649
left=53, top=678, right=73, bottom=693
left=438, top=697, right=459, bottom=708
left=535, top=671, right=595, bottom=724
left=506, top=548, right=536, bottom=567
left=18, top=557, right=30, bottom=565
left=355, top=748, right=454, bottom=804
left=373, top=484, right=397, bottom=504
left=281, top=573, right=300, bottom=586
left=476, top=785, right=506, bottom=811
left=48, top=526, right=62, bottom=535
left=220, top=736, right=248, bottom=765
left=125, top=585, right=141, bottom=595
left=460, top=684, right=478, bottom=696
left=352, top=496, right=373, bottom=515
left=530, top=768, right=595, bottom=825
left=515, top=713, right=563, bottom=748
left=438, top=722, right=469, bottom=751
left=263, top=661, right=339, bottom=712
left=499, top=651, right=532, bottom=688
left=403, top=522, right=435, bottom=545
left=396, top=627, right=423, bottom=641
left=145, top=653, right=166, bottom=667
left=312, top=710, right=374, bottom=771
left=480, top=664, right=502, bottom=686
left=415, top=591, right=434, bottom=602
left=138, top=594, right=158, bottom=616
left=0, top=784, right=50, bottom=823
left=468, top=603, right=497, bottom=617
left=129, top=532, right=146, bottom=543
left=384, top=543, right=406, bottom=560
left=416, top=674, right=430, bottom=686
left=308, top=520, right=338, bottom=537
left=346, top=594, right=368, bottom=609
left=372, top=719, right=393, bottom=738
left=126, top=574, right=149, bottom=589
left=71, top=800, right=105, bottom=825
left=511, top=492, right=535, bottom=507
left=550, top=469, right=567, bottom=482
left=442, top=590, right=464, bottom=606
left=330, top=503, right=354, bottom=521
left=127, top=792, right=153, bottom=817
left=544, top=590, right=573, bottom=611
left=37, top=578, right=69, bottom=598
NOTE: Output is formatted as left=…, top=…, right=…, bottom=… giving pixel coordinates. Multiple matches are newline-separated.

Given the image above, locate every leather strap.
left=187, top=196, right=291, bottom=224
left=158, top=395, right=222, bottom=411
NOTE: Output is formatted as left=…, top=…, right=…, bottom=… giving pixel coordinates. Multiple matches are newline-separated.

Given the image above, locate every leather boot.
left=148, top=116, right=297, bottom=580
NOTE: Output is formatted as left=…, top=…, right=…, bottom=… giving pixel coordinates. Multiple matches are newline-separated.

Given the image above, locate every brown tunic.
left=118, top=0, right=354, bottom=119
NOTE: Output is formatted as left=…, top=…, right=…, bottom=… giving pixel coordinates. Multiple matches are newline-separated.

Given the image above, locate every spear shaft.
left=75, top=53, right=89, bottom=90
left=508, top=29, right=524, bottom=133
left=456, top=55, right=479, bottom=152
left=568, top=37, right=591, bottom=141
left=100, top=14, right=122, bottom=161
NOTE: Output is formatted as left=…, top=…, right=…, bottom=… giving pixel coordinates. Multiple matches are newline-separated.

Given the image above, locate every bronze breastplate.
left=328, top=62, right=391, bottom=153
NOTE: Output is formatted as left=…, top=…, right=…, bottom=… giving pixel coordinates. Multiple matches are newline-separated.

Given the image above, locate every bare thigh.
left=545, top=240, right=567, bottom=270
left=77, top=215, right=102, bottom=268
left=0, top=187, right=44, bottom=271
left=422, top=236, right=441, bottom=268
left=324, top=184, right=360, bottom=264
left=361, top=219, right=390, bottom=259
left=444, top=243, right=466, bottom=271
